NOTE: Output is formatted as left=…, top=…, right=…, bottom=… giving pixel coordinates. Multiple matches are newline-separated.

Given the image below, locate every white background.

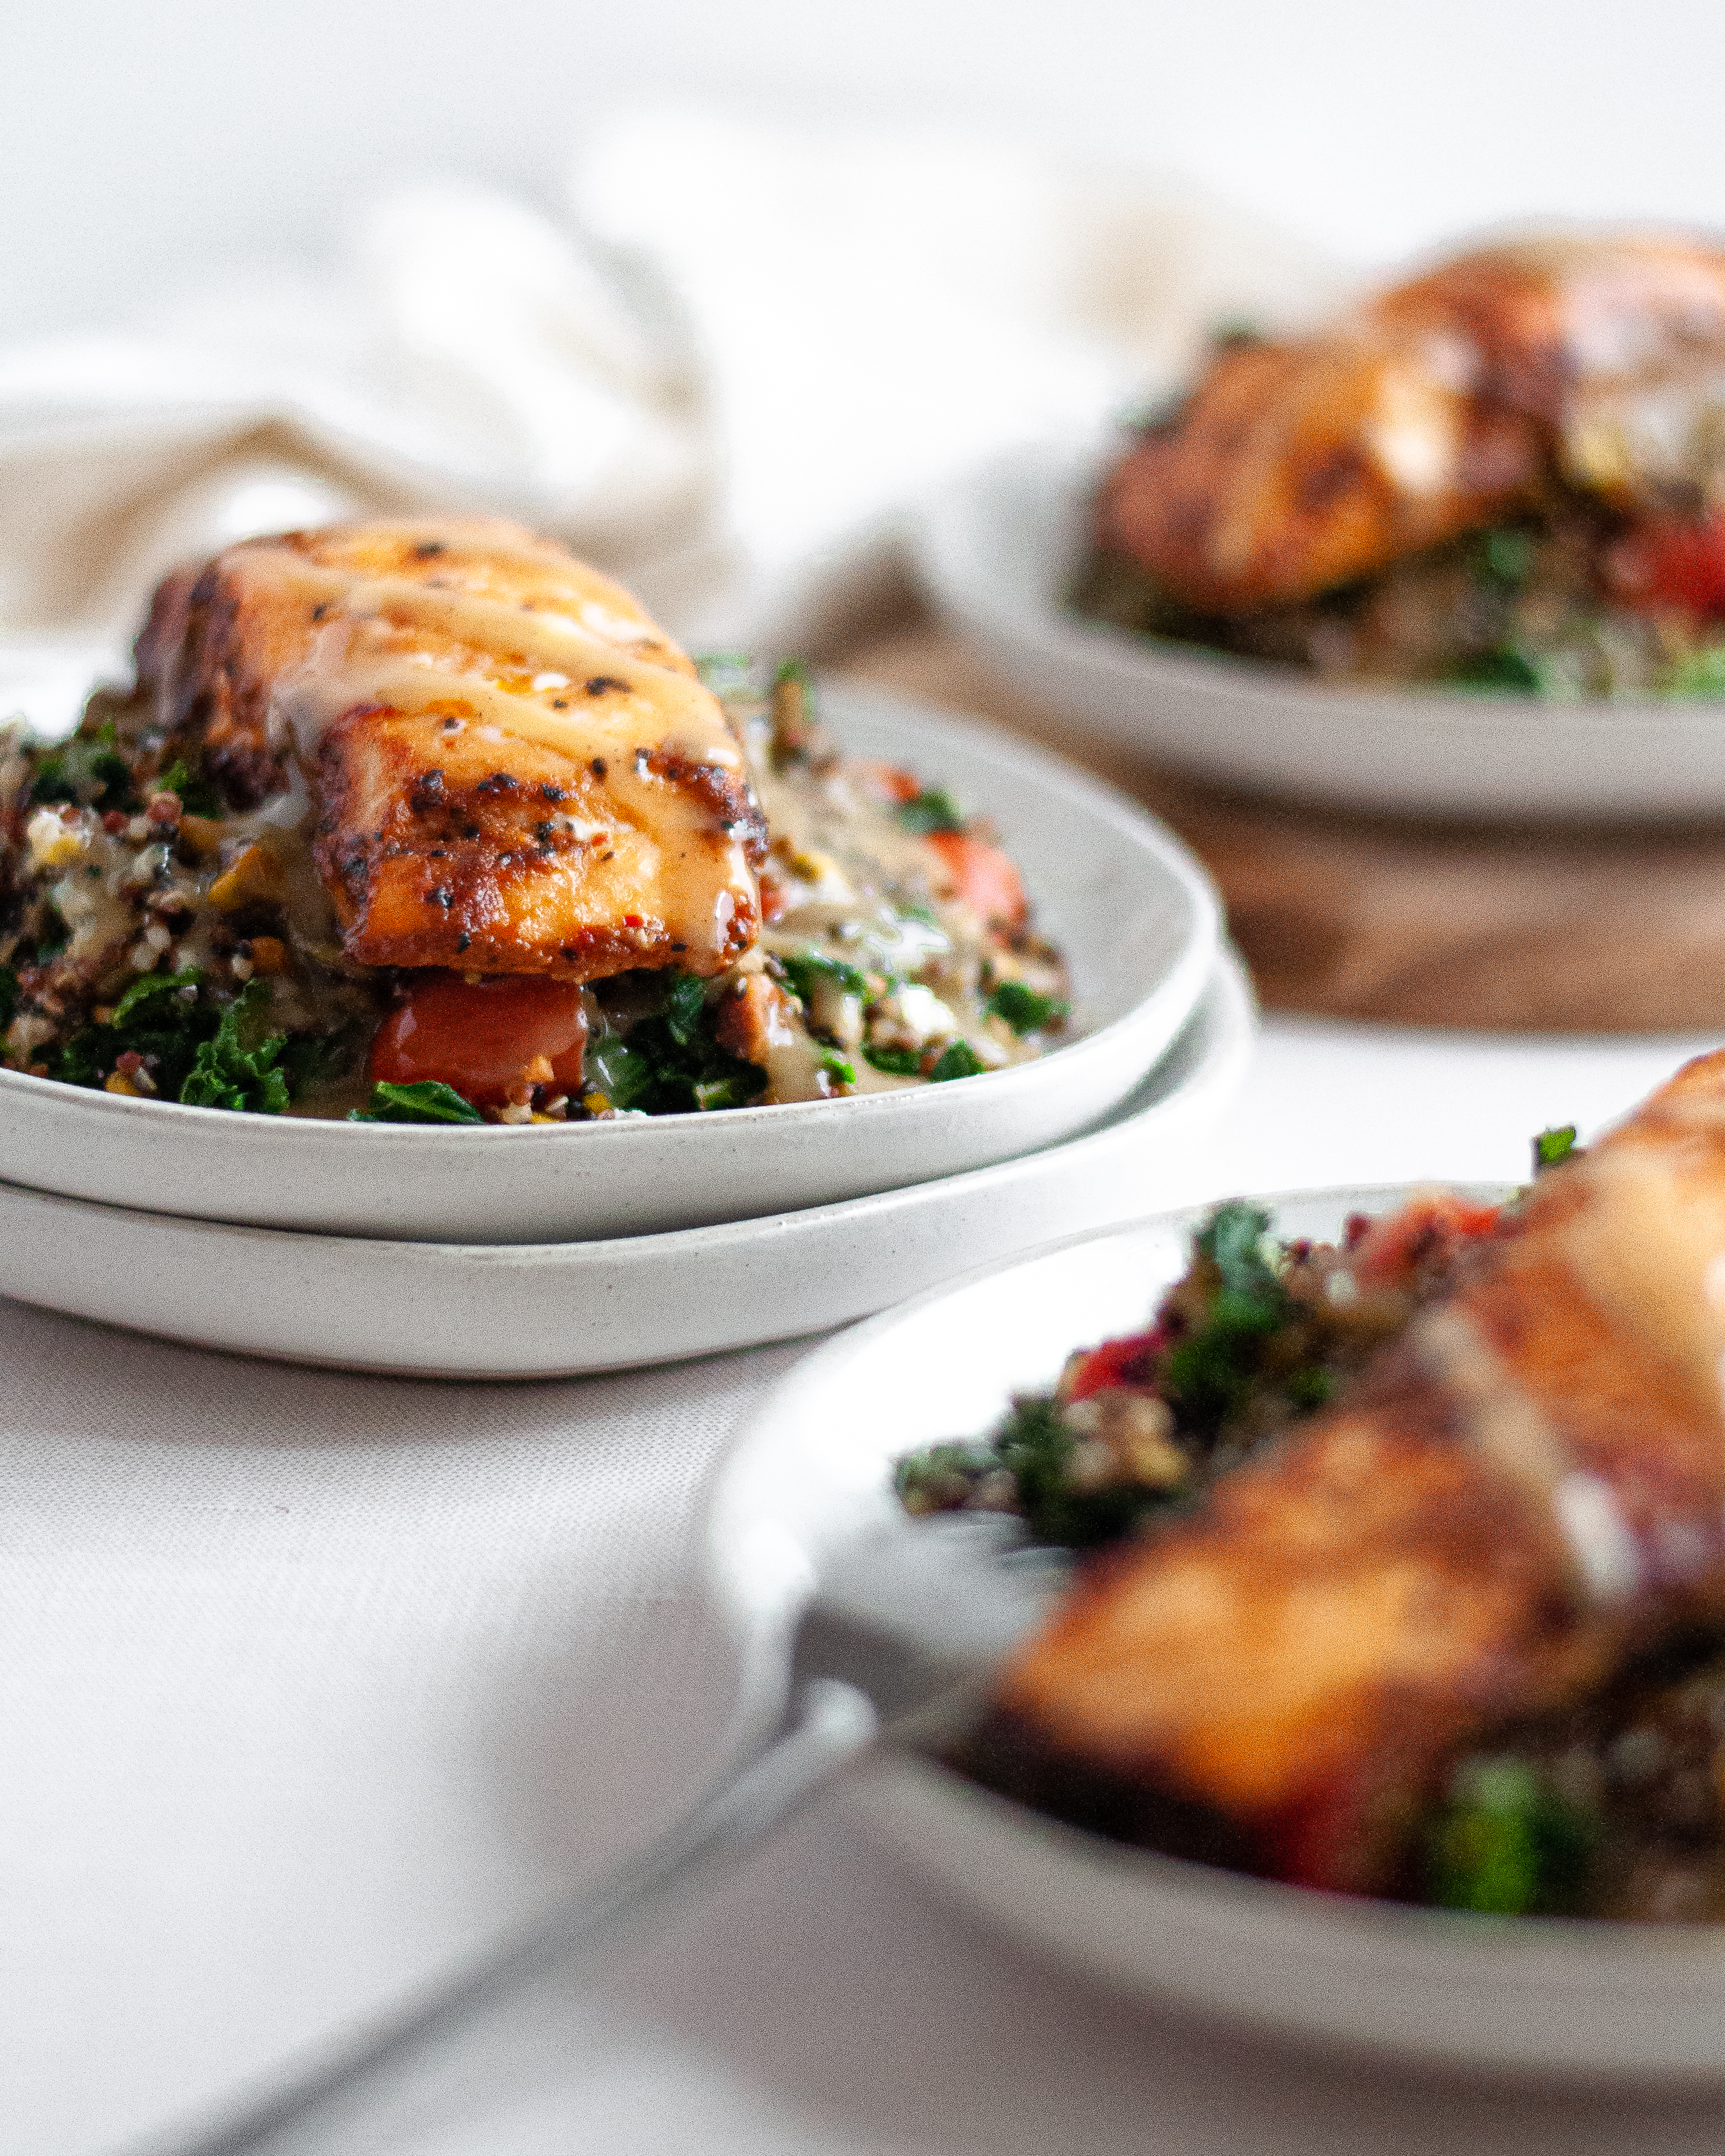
left=3, top=0, right=1720, bottom=336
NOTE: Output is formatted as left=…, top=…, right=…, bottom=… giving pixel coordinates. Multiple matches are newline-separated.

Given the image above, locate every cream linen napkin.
left=0, top=109, right=1338, bottom=735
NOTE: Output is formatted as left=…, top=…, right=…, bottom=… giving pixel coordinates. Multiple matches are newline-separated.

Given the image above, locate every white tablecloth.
left=6, top=1015, right=1723, bottom=2156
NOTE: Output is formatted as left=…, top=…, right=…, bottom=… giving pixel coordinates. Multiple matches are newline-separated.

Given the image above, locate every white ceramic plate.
left=914, top=437, right=1725, bottom=822
left=0, top=682, right=1219, bottom=1244
left=711, top=1183, right=1725, bottom=2085
left=0, top=953, right=1251, bottom=1378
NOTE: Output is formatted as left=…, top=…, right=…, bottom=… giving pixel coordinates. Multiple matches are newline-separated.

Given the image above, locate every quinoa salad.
left=899, top=1133, right=1725, bottom=1922
left=0, top=662, right=1067, bottom=1126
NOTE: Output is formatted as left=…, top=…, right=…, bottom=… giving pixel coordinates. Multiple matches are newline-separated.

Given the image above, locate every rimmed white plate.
left=710, top=1182, right=1725, bottom=2084
left=914, top=437, right=1725, bottom=822
left=0, top=953, right=1251, bottom=1378
left=0, top=682, right=1219, bottom=1244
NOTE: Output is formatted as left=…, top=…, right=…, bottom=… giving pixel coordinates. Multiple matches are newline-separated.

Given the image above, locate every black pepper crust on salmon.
left=135, top=517, right=768, bottom=982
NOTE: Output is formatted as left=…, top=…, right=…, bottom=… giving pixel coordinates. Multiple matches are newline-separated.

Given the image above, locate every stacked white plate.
left=0, top=684, right=1253, bottom=1376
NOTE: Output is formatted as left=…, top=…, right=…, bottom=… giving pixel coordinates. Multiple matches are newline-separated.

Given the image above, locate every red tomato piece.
left=852, top=759, right=923, bottom=805
left=1350, top=1193, right=1502, bottom=1288
left=1607, top=511, right=1725, bottom=616
left=1064, top=1329, right=1165, bottom=1400
left=369, top=974, right=589, bottom=1106
left=927, top=831, right=1027, bottom=929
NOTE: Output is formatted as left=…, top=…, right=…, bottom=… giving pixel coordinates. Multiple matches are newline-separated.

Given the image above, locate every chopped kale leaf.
left=1471, top=528, right=1535, bottom=588
left=588, top=977, right=769, bottom=1117
left=660, top=969, right=709, bottom=1048
left=1448, top=645, right=1548, bottom=693
left=896, top=1395, right=1178, bottom=1550
left=1427, top=1757, right=1596, bottom=1917
left=178, top=981, right=291, bottom=1114
left=109, top=966, right=202, bottom=1029
left=1533, top=1123, right=1582, bottom=1175
left=29, top=723, right=136, bottom=812
left=56, top=967, right=215, bottom=1096
left=896, top=787, right=966, bottom=836
left=782, top=948, right=871, bottom=1005
left=987, top=981, right=1066, bottom=1034
left=928, top=1039, right=986, bottom=1083
left=350, top=1078, right=484, bottom=1125
left=585, top=1031, right=654, bottom=1111
left=1162, top=1202, right=1292, bottom=1436
left=156, top=757, right=223, bottom=818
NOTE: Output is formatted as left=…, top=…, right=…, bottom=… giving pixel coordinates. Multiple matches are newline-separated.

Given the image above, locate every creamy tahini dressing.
left=235, top=531, right=757, bottom=970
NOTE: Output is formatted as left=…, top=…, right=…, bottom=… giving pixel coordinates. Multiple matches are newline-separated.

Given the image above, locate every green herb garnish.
left=349, top=1079, right=483, bottom=1125
left=692, top=1074, right=759, bottom=1112
left=928, top=1040, right=985, bottom=1083
left=896, top=787, right=965, bottom=836
left=863, top=1044, right=923, bottom=1076
left=987, top=981, right=1066, bottom=1034
left=178, top=981, right=290, bottom=1114
left=819, top=1047, right=856, bottom=1086
left=895, top=1396, right=1174, bottom=1550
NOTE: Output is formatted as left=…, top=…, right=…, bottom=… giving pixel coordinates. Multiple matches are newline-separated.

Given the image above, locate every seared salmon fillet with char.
left=1100, top=232, right=1725, bottom=613
left=135, top=518, right=765, bottom=983
left=996, top=1048, right=1725, bottom=1895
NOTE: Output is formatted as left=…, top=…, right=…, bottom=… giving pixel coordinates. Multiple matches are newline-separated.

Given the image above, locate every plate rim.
left=0, top=950, right=1255, bottom=1379
left=911, top=435, right=1725, bottom=819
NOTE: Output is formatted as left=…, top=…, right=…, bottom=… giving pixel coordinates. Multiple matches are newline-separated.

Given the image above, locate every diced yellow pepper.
left=207, top=844, right=286, bottom=912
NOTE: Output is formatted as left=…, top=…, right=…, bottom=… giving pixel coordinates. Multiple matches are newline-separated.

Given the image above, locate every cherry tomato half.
left=369, top=974, right=588, bottom=1106
left=926, top=830, right=1028, bottom=929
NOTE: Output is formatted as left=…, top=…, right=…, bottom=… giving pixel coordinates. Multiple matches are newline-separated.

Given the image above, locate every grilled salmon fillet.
left=996, top=1049, right=1725, bottom=1895
left=135, top=519, right=765, bottom=982
left=1101, top=232, right=1725, bottom=613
